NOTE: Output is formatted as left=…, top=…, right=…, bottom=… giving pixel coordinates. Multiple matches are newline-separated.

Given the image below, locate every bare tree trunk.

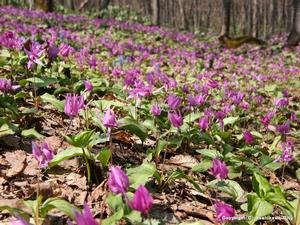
left=151, top=0, right=159, bottom=25
left=178, top=0, right=187, bottom=30
left=99, top=0, right=110, bottom=10
left=221, top=0, right=231, bottom=35
left=34, top=0, right=53, bottom=12
left=287, top=0, right=300, bottom=46
left=252, top=0, right=258, bottom=37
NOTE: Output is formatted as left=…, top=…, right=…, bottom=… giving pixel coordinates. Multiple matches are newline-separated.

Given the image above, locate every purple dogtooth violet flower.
left=0, top=79, right=20, bottom=92
left=167, top=94, right=182, bottom=110
left=210, top=158, right=228, bottom=180
left=64, top=93, right=85, bottom=117
left=24, top=43, right=44, bottom=70
left=68, top=203, right=98, bottom=225
left=32, top=140, right=54, bottom=168
left=199, top=116, right=209, bottom=131
left=102, top=108, right=118, bottom=128
left=260, top=111, right=275, bottom=126
left=275, top=140, right=294, bottom=162
left=276, top=121, right=290, bottom=136
left=243, top=130, right=255, bottom=144
left=129, top=185, right=153, bottom=215
left=214, top=201, right=235, bottom=222
left=48, top=43, right=59, bottom=59
left=83, top=80, right=93, bottom=92
left=151, top=103, right=162, bottom=116
left=168, top=112, right=183, bottom=128
left=10, top=216, right=30, bottom=225
left=108, top=166, right=129, bottom=194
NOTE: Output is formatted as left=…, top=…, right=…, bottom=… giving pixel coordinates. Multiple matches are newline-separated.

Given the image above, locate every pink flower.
left=167, top=94, right=182, bottom=110
left=32, top=141, right=54, bottom=168
left=68, top=203, right=98, bottom=225
left=243, top=130, right=254, bottom=144
left=102, top=108, right=118, bottom=128
left=199, top=116, right=209, bottom=131
left=168, top=112, right=183, bottom=128
left=214, top=201, right=235, bottom=222
left=10, top=216, right=30, bottom=225
left=64, top=94, right=85, bottom=117
left=130, top=185, right=153, bottom=214
left=210, top=158, right=228, bottom=180
left=151, top=104, right=162, bottom=116
left=83, top=80, right=93, bottom=92
left=108, top=166, right=129, bottom=194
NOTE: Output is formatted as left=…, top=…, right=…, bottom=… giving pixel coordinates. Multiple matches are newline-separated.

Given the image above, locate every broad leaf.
left=48, top=147, right=83, bottom=167
left=41, top=93, right=64, bottom=112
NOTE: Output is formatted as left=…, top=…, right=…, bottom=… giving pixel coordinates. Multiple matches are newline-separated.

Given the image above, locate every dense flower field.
left=0, top=6, right=299, bottom=225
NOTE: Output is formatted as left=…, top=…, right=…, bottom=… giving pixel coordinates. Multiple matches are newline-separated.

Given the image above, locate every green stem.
left=82, top=148, right=91, bottom=185
left=35, top=172, right=40, bottom=225
left=294, top=195, right=300, bottom=225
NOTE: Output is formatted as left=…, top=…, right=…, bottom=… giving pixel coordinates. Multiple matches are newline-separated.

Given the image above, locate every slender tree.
left=221, top=0, right=231, bottom=36
left=287, top=0, right=300, bottom=46
left=151, top=0, right=159, bottom=25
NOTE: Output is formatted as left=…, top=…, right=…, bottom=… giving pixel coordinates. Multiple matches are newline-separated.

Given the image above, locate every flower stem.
left=82, top=147, right=91, bottom=185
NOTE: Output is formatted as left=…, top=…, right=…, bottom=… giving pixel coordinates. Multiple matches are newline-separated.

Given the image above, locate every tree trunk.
left=99, top=0, right=110, bottom=10
left=252, top=0, right=258, bottom=37
left=221, top=0, right=231, bottom=36
left=287, top=0, right=300, bottom=46
left=178, top=0, right=187, bottom=30
left=34, top=0, right=53, bottom=12
left=151, top=0, right=159, bottom=25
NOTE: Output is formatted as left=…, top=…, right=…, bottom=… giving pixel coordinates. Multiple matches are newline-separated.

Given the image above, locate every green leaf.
left=72, top=130, right=95, bottom=148
left=196, top=149, right=222, bottom=158
left=127, top=163, right=157, bottom=189
left=296, top=168, right=300, bottom=180
left=96, top=148, right=111, bottom=167
left=106, top=193, right=124, bottom=212
left=41, top=93, right=64, bottom=112
left=166, top=169, right=203, bottom=193
left=21, top=128, right=45, bottom=139
left=206, top=179, right=245, bottom=200
left=40, top=198, right=78, bottom=219
left=250, top=131, right=263, bottom=139
left=0, top=123, right=15, bottom=137
left=102, top=209, right=124, bottom=225
left=124, top=210, right=142, bottom=223
left=0, top=205, right=30, bottom=221
left=248, top=198, right=274, bottom=224
left=223, top=116, right=239, bottom=126
left=252, top=172, right=271, bottom=197
left=183, top=112, right=203, bottom=123
left=48, top=147, right=83, bottom=167
left=119, top=117, right=148, bottom=142
left=192, top=158, right=212, bottom=172
left=155, top=140, right=167, bottom=157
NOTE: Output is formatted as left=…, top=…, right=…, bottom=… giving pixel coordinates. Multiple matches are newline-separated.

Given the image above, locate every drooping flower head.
left=151, top=104, right=162, bottom=116
left=167, top=94, right=182, bottom=110
left=32, top=141, right=54, bottom=168
left=0, top=79, right=20, bottom=92
left=210, top=158, right=228, bottom=180
left=64, top=94, right=85, bottom=117
left=214, top=201, right=235, bottom=222
left=243, top=130, right=255, bottom=144
left=199, top=116, right=209, bottom=131
left=83, top=80, right=93, bottom=92
left=10, top=215, right=30, bottom=225
left=108, top=166, right=129, bottom=194
left=68, top=203, right=98, bottom=225
left=168, top=112, right=183, bottom=128
left=102, top=108, right=118, bottom=128
left=24, top=43, right=44, bottom=70
left=129, top=185, right=153, bottom=215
